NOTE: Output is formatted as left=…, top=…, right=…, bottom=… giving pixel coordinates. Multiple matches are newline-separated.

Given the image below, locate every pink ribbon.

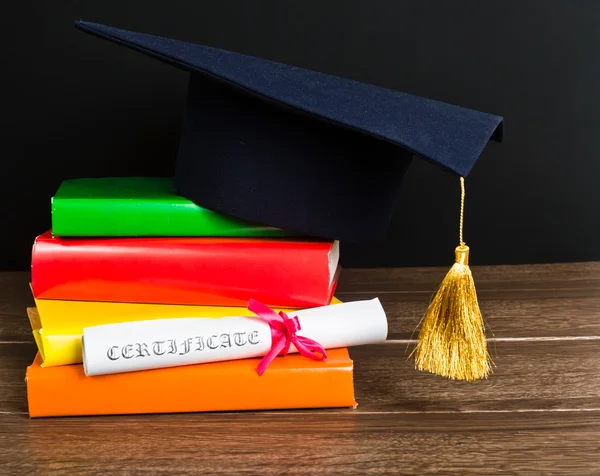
left=248, top=299, right=327, bottom=375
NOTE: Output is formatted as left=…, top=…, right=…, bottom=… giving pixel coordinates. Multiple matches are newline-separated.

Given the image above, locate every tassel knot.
left=455, top=245, right=469, bottom=265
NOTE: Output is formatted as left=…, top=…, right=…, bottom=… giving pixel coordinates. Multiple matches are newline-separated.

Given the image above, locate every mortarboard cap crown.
left=75, top=20, right=503, bottom=241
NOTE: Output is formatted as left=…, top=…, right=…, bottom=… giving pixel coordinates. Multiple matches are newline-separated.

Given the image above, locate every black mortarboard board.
left=74, top=20, right=503, bottom=242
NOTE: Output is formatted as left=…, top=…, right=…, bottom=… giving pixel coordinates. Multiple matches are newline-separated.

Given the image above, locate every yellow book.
left=29, top=296, right=341, bottom=367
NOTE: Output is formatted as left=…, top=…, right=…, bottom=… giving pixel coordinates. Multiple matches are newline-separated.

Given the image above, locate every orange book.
left=26, top=349, right=356, bottom=417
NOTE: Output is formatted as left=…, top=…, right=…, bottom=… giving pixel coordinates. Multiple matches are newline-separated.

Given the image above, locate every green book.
left=51, top=177, right=297, bottom=237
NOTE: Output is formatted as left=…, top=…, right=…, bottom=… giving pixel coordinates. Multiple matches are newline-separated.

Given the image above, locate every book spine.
left=40, top=333, right=85, bottom=367
left=51, top=197, right=294, bottom=237
left=26, top=351, right=356, bottom=416
left=31, top=233, right=336, bottom=307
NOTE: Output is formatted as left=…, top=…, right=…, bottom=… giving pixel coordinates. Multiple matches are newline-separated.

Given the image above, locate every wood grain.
left=337, top=262, right=600, bottom=291
left=4, top=337, right=600, bottom=415
left=1, top=263, right=600, bottom=474
left=1, top=412, right=600, bottom=475
left=0, top=272, right=34, bottom=342
left=0, top=344, right=34, bottom=414
left=357, top=295, right=600, bottom=339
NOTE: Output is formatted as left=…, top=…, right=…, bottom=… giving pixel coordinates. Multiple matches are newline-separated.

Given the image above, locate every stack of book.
left=25, top=177, right=357, bottom=417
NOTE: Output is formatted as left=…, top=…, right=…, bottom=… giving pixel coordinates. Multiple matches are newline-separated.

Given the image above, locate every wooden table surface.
left=1, top=263, right=600, bottom=474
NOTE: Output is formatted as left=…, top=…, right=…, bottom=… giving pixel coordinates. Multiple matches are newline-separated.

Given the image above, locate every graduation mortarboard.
left=74, top=20, right=503, bottom=243
left=74, top=20, right=505, bottom=381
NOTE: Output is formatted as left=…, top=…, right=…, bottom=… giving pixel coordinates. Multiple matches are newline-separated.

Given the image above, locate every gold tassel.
left=411, top=177, right=491, bottom=381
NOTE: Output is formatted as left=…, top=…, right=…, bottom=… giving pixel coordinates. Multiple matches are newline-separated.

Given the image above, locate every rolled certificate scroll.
left=82, top=298, right=387, bottom=376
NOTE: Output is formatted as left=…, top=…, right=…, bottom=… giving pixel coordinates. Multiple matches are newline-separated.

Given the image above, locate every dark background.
left=2, top=1, right=598, bottom=270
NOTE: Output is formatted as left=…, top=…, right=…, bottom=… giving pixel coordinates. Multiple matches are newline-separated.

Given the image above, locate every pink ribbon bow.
left=248, top=299, right=327, bottom=375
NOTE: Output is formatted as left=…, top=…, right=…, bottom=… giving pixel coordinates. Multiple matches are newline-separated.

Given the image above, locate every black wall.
left=2, top=1, right=599, bottom=270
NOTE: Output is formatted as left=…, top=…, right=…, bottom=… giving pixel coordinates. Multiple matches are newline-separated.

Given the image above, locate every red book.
left=31, top=231, right=340, bottom=308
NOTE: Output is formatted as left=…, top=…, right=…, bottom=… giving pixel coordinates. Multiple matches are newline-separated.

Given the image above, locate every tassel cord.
left=459, top=177, right=465, bottom=247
